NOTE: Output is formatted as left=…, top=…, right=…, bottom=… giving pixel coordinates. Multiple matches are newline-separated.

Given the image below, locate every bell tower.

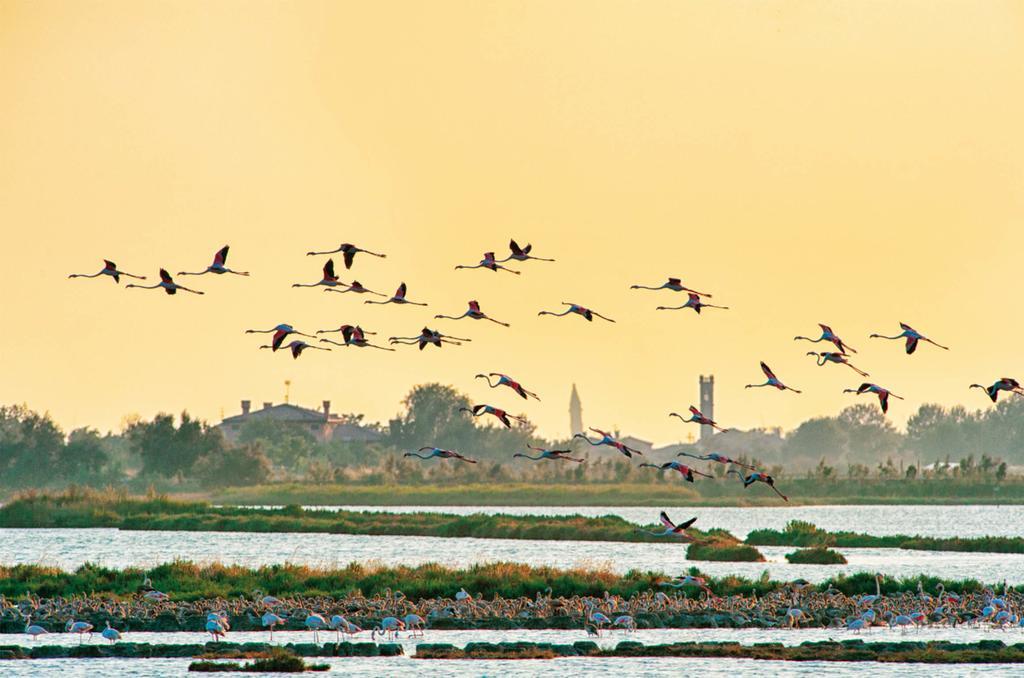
left=699, top=375, right=714, bottom=441
left=569, top=384, right=583, bottom=437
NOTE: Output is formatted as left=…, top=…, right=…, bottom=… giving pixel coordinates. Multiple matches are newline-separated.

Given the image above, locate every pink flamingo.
left=292, top=259, right=344, bottom=288
left=319, top=325, right=395, bottom=351
left=306, top=243, right=386, bottom=269
left=459, top=404, right=527, bottom=429
left=69, top=259, right=145, bottom=284
left=389, top=327, right=470, bottom=350
left=475, top=373, right=540, bottom=401
left=317, top=323, right=377, bottom=337
left=260, top=340, right=330, bottom=359
left=324, top=280, right=387, bottom=297
left=843, top=383, right=903, bottom=414
left=246, top=324, right=315, bottom=351
left=177, top=245, right=249, bottom=276
left=806, top=352, right=869, bottom=377
left=573, top=428, right=643, bottom=458
left=726, top=468, right=788, bottom=501
left=631, top=278, right=711, bottom=296
left=497, top=239, right=555, bottom=263
left=794, top=323, right=857, bottom=354
left=404, top=447, right=477, bottom=463
left=365, top=282, right=427, bottom=306
left=638, top=460, right=714, bottom=482
left=513, top=445, right=583, bottom=463
left=435, top=300, right=509, bottom=326
left=870, top=322, right=949, bottom=354
left=126, top=269, right=203, bottom=295
left=455, top=251, right=519, bottom=274
left=971, top=378, right=1024, bottom=403
left=670, top=406, right=729, bottom=433
left=636, top=511, right=697, bottom=538
left=677, top=451, right=757, bottom=470
left=538, top=302, right=615, bottom=323
left=657, top=292, right=728, bottom=314
left=745, top=362, right=801, bottom=393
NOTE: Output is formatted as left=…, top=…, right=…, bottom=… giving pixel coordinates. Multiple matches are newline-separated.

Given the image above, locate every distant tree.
left=0, top=405, right=65, bottom=485
left=127, top=412, right=224, bottom=478
left=237, top=417, right=315, bottom=469
left=836, top=405, right=899, bottom=464
left=58, top=427, right=110, bottom=482
left=783, top=417, right=847, bottom=463
left=905, top=464, right=917, bottom=480
left=386, top=384, right=475, bottom=450
left=192, top=444, right=271, bottom=488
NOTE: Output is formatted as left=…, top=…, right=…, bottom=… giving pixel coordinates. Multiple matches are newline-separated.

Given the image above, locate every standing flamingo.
left=292, top=259, right=344, bottom=288
left=261, top=611, right=286, bottom=640
left=319, top=325, right=395, bottom=351
left=389, top=327, right=470, bottom=350
left=869, top=322, right=949, bottom=354
left=126, top=269, right=204, bottom=295
left=475, top=373, right=540, bottom=400
left=365, top=282, right=427, bottom=306
left=745, top=362, right=801, bottom=393
left=324, top=280, right=387, bottom=297
left=435, top=300, right=509, bottom=326
left=631, top=278, right=711, bottom=296
left=538, top=302, right=615, bottom=322
left=459, top=404, right=527, bottom=428
left=101, top=622, right=122, bottom=644
left=260, top=340, right=331, bottom=359
left=24, top=617, right=48, bottom=641
left=638, top=460, right=713, bottom=482
left=794, top=323, right=857, bottom=354
left=68, top=259, right=145, bottom=284
left=305, top=614, right=327, bottom=642
left=513, top=445, right=583, bottom=463
left=247, top=324, right=316, bottom=351
left=970, top=378, right=1024, bottom=403
left=498, top=239, right=555, bottom=263
left=726, top=469, right=789, bottom=501
left=177, top=245, right=249, bottom=276
left=404, top=447, right=477, bottom=463
left=636, top=511, right=697, bottom=538
left=306, top=243, right=386, bottom=269
left=677, top=451, right=757, bottom=470
left=573, top=428, right=643, bottom=458
left=806, top=352, right=869, bottom=377
left=843, top=383, right=903, bottom=414
left=455, top=251, right=519, bottom=274
left=656, top=292, right=728, bottom=314
left=670, top=406, right=729, bottom=433
left=66, top=620, right=94, bottom=643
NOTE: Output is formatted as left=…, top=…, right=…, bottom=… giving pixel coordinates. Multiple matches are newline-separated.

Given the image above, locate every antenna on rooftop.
left=284, top=380, right=292, bottom=404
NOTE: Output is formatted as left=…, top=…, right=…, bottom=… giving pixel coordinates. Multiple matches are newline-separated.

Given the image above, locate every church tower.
left=569, top=384, right=583, bottom=437
left=699, top=375, right=715, bottom=442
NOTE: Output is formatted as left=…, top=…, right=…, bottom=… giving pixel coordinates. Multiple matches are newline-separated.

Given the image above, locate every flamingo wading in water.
left=869, top=322, right=949, bottom=354
left=69, top=259, right=145, bottom=284
left=177, top=245, right=249, bottom=276
left=126, top=269, right=203, bottom=295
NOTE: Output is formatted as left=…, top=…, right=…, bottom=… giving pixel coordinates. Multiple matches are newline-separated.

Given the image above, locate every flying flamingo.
left=970, top=378, right=1024, bottom=403
left=435, top=300, right=509, bottom=326
left=475, top=373, right=540, bottom=400
left=497, top=239, right=555, bottom=263
left=389, top=327, right=470, bottom=350
left=260, top=340, right=331, bottom=359
left=656, top=292, right=728, bottom=314
left=246, top=324, right=315, bottom=351
left=455, top=251, right=519, bottom=274
left=317, top=323, right=376, bottom=337
left=806, top=352, right=869, bottom=377
left=631, top=278, right=711, bottom=296
left=794, top=323, right=857, bottom=354
left=660, top=575, right=713, bottom=595
left=677, top=451, right=757, bottom=470
left=670, top=406, right=729, bottom=433
left=513, top=445, right=583, bottom=462
left=726, top=469, right=789, bottom=501
left=365, top=282, right=427, bottom=306
left=319, top=325, right=395, bottom=351
left=126, top=269, right=204, bottom=295
left=745, top=362, right=801, bottom=393
left=404, top=447, right=477, bottom=463
left=324, top=280, right=387, bottom=297
left=538, top=302, right=615, bottom=323
left=844, top=383, right=903, bottom=414
left=292, top=259, right=344, bottom=288
left=177, top=245, right=249, bottom=276
left=306, top=243, right=386, bottom=269
left=636, top=511, right=697, bottom=538
left=638, top=460, right=714, bottom=482
left=573, top=428, right=643, bottom=458
left=869, top=322, right=949, bottom=354
left=68, top=259, right=145, bottom=284
left=459, top=404, right=527, bottom=429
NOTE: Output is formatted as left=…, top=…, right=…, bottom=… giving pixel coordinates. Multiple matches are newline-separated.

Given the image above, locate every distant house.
left=218, top=400, right=382, bottom=444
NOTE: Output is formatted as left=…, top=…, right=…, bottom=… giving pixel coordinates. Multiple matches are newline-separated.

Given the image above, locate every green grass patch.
left=785, top=546, right=848, bottom=564
left=746, top=520, right=1024, bottom=554
left=687, top=537, right=765, bottom=562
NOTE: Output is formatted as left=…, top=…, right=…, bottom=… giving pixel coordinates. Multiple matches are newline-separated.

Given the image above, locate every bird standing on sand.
left=306, top=243, right=386, bottom=269
left=745, top=362, right=801, bottom=393
left=971, top=378, right=1024, bottom=403
left=869, top=322, right=949, bottom=354
left=843, top=383, right=903, bottom=414
left=794, top=323, right=856, bottom=354
left=538, top=302, right=615, bottom=322
left=126, top=269, right=204, bottom=295
left=657, top=292, right=728, bottom=314
left=177, top=245, right=249, bottom=276
left=69, top=259, right=145, bottom=284
left=806, top=352, right=869, bottom=377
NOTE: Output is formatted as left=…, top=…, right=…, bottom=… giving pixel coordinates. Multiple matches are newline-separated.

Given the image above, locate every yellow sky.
left=1, top=1, right=1022, bottom=445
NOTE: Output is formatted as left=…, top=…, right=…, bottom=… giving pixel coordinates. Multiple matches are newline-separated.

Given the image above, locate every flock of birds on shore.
left=69, top=239, right=1023, bottom=505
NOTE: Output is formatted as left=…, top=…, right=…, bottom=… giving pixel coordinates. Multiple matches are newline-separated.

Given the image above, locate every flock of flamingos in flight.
left=69, top=240, right=1023, bottom=505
